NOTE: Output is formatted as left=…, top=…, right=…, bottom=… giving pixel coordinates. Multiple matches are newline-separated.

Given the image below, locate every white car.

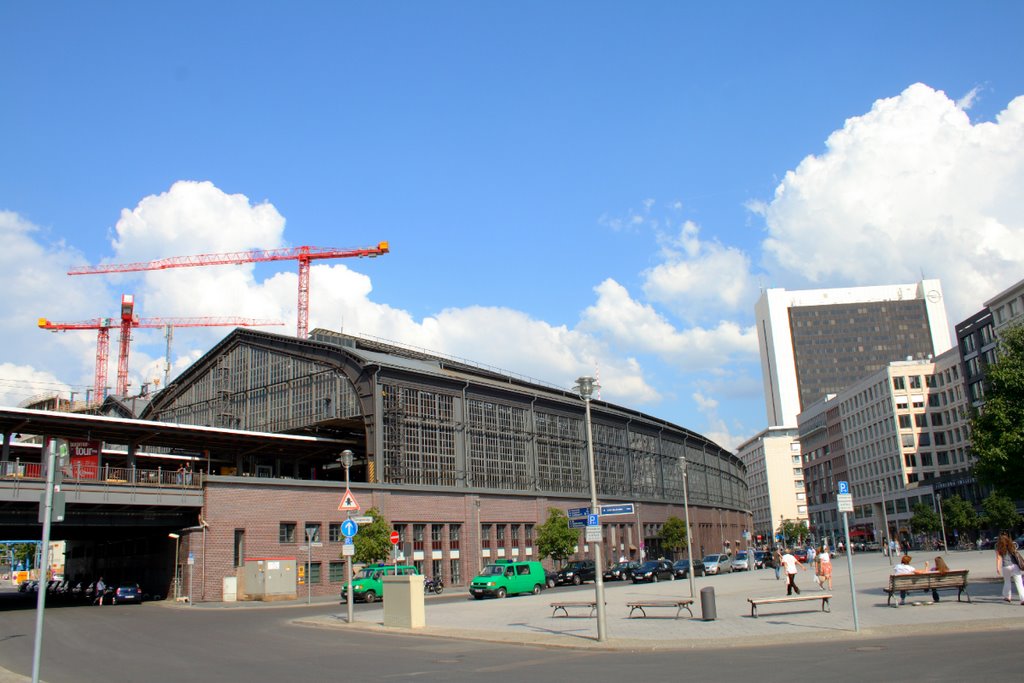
left=702, top=553, right=732, bottom=575
left=730, top=551, right=751, bottom=572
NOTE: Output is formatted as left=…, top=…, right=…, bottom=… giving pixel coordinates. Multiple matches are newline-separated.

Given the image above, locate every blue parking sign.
left=838, top=481, right=849, bottom=495
left=587, top=514, right=599, bottom=526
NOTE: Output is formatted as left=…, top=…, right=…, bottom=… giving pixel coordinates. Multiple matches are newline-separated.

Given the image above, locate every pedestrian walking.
left=995, top=532, right=1024, bottom=605
left=95, top=577, right=106, bottom=606
left=773, top=547, right=783, bottom=581
left=815, top=545, right=832, bottom=590
left=781, top=548, right=804, bottom=595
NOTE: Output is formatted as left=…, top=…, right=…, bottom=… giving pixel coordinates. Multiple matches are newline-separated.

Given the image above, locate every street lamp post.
left=880, top=479, right=893, bottom=565
left=340, top=449, right=355, bottom=623
left=575, top=376, right=608, bottom=643
left=681, top=458, right=696, bottom=598
left=168, top=533, right=181, bottom=599
left=936, top=492, right=949, bottom=553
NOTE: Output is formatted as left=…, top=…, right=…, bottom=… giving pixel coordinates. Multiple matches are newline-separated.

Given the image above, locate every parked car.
left=340, top=564, right=419, bottom=603
left=631, top=560, right=675, bottom=583
left=555, top=560, right=596, bottom=585
left=730, top=551, right=750, bottom=572
left=545, top=570, right=558, bottom=589
left=754, top=550, right=771, bottom=569
left=603, top=561, right=640, bottom=582
left=672, top=558, right=705, bottom=578
left=110, top=583, right=143, bottom=605
left=702, top=553, right=732, bottom=575
left=469, top=560, right=547, bottom=599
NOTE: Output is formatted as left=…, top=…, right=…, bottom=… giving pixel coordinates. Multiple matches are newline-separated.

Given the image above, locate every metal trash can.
left=700, top=586, right=717, bottom=621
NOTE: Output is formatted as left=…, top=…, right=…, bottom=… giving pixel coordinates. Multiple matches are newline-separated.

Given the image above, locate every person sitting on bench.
left=891, top=554, right=922, bottom=605
left=921, top=556, right=951, bottom=602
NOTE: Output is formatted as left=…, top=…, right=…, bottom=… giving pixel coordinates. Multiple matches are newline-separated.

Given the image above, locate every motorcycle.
left=423, top=577, right=444, bottom=595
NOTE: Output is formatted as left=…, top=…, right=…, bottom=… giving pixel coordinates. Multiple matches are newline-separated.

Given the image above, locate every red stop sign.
left=390, top=531, right=400, bottom=545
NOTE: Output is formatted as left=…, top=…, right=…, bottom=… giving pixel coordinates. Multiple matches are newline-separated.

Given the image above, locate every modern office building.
left=756, top=280, right=952, bottom=428
left=736, top=427, right=806, bottom=543
left=797, top=394, right=848, bottom=548
left=799, top=349, right=973, bottom=546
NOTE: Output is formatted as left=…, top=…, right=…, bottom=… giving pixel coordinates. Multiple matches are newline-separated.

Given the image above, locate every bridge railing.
left=0, top=459, right=203, bottom=488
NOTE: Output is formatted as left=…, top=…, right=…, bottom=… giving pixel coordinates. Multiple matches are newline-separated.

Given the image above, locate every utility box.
left=222, top=576, right=237, bottom=602
left=382, top=574, right=425, bottom=629
left=241, top=557, right=296, bottom=601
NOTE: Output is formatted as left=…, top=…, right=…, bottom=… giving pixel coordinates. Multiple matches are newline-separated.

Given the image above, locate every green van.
left=470, top=560, right=547, bottom=599
left=340, top=563, right=419, bottom=603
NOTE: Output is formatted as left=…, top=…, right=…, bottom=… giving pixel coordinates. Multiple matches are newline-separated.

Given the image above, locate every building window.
left=511, top=524, right=520, bottom=548
left=496, top=524, right=506, bottom=549
left=893, top=376, right=905, bottom=390
left=909, top=375, right=922, bottom=389
left=304, top=522, right=321, bottom=543
left=431, top=524, right=442, bottom=544
left=233, top=529, right=245, bottom=568
left=413, top=524, right=425, bottom=551
left=450, top=558, right=462, bottom=585
left=449, top=524, right=461, bottom=550
left=279, top=522, right=296, bottom=543
left=302, top=561, right=321, bottom=584
left=329, top=523, right=342, bottom=542
left=329, top=561, right=345, bottom=582
left=481, top=524, right=491, bottom=549
left=524, top=524, right=533, bottom=547
left=431, top=559, right=442, bottom=580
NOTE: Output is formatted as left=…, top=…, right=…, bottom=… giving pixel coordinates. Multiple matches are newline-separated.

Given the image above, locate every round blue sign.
left=341, top=519, right=358, bottom=537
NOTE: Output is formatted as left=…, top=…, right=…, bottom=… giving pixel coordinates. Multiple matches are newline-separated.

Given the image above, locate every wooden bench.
left=627, top=599, right=694, bottom=619
left=747, top=594, right=832, bottom=618
left=550, top=601, right=598, bottom=617
left=885, top=569, right=970, bottom=607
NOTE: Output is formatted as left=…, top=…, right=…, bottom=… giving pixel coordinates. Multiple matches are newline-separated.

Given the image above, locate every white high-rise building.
left=755, top=279, right=951, bottom=428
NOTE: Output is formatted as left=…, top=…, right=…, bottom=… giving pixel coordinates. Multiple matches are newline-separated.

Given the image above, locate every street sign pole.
left=837, top=481, right=859, bottom=633
left=340, top=450, right=355, bottom=623
left=31, top=437, right=59, bottom=683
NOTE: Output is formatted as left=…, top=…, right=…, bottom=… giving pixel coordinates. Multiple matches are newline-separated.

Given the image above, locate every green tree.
left=536, top=507, right=579, bottom=565
left=942, top=495, right=980, bottom=541
left=778, top=519, right=808, bottom=547
left=351, top=507, right=393, bottom=565
left=658, top=516, right=688, bottom=556
left=981, top=491, right=1022, bottom=534
left=971, top=323, right=1024, bottom=498
left=909, top=503, right=941, bottom=535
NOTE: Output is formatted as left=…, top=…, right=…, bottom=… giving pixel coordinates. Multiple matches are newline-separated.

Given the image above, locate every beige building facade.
left=737, top=427, right=807, bottom=544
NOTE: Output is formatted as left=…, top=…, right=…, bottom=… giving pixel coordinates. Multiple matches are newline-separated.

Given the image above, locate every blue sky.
left=2, top=2, right=1023, bottom=449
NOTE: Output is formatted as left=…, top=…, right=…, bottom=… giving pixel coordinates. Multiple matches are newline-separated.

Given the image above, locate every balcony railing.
left=0, top=459, right=203, bottom=488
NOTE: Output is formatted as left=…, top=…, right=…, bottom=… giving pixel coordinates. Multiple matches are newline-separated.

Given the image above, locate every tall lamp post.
left=681, top=458, right=696, bottom=598
left=168, top=533, right=181, bottom=599
left=936, top=492, right=949, bottom=553
left=340, top=449, right=355, bottom=623
left=575, top=376, right=608, bottom=643
left=880, top=479, right=893, bottom=565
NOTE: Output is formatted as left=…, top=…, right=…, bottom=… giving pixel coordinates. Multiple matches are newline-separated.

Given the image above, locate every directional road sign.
left=351, top=516, right=373, bottom=524
left=568, top=518, right=587, bottom=529
left=567, top=507, right=590, bottom=518
left=340, top=519, right=358, bottom=537
left=599, top=503, right=635, bottom=516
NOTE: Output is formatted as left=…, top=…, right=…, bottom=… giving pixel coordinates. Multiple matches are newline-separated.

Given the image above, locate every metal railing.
left=0, top=459, right=203, bottom=488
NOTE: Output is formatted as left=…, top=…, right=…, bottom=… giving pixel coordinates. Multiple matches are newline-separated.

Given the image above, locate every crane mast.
left=39, top=295, right=283, bottom=400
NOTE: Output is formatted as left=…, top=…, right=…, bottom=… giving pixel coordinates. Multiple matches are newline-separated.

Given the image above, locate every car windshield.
left=560, top=563, right=583, bottom=571
left=735, top=552, right=747, bottom=560
left=479, top=565, right=506, bottom=577
left=358, top=568, right=384, bottom=579
left=674, top=560, right=690, bottom=567
left=703, top=555, right=720, bottom=563
left=637, top=561, right=660, bottom=571
left=612, top=563, right=630, bottom=570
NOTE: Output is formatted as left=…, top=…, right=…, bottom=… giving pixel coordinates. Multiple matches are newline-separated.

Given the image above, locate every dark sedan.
left=672, top=558, right=705, bottom=578
left=110, top=583, right=143, bottom=605
left=555, top=560, right=596, bottom=585
left=603, top=561, right=640, bottom=582
left=631, top=560, right=675, bottom=583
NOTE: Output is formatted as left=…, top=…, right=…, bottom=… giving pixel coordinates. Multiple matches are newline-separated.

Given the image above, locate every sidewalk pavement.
left=291, top=549, right=1024, bottom=650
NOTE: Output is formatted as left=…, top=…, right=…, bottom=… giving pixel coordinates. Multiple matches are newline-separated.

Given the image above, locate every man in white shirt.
left=781, top=549, right=804, bottom=595
left=891, top=554, right=918, bottom=605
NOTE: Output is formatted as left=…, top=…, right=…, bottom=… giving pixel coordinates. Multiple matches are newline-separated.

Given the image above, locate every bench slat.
left=747, top=594, right=831, bottom=618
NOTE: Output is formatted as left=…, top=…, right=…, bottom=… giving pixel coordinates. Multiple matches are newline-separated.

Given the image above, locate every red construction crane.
left=39, top=294, right=284, bottom=400
left=68, top=242, right=390, bottom=339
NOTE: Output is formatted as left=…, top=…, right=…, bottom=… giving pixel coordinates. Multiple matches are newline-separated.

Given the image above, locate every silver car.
left=730, top=551, right=750, bottom=572
left=702, top=553, right=732, bottom=575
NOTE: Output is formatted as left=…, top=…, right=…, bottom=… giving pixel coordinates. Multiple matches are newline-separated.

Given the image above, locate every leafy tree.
left=536, top=507, right=579, bottom=565
left=981, top=491, right=1022, bottom=534
left=942, top=495, right=980, bottom=541
left=658, top=516, right=688, bottom=556
left=778, top=519, right=808, bottom=547
left=971, top=323, right=1024, bottom=498
left=909, top=503, right=941, bottom=535
left=350, top=507, right=393, bottom=565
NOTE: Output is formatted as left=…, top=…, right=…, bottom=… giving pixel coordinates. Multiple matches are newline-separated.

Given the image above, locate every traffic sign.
left=567, top=507, right=590, bottom=518
left=598, top=503, right=635, bottom=516
left=587, top=513, right=599, bottom=526
left=837, top=493, right=854, bottom=513
left=568, top=518, right=587, bottom=529
left=338, top=488, right=360, bottom=511
left=342, top=543, right=355, bottom=556
left=838, top=481, right=850, bottom=495
left=351, top=516, right=373, bottom=524
left=389, top=530, right=400, bottom=545
left=340, top=519, right=358, bottom=537
left=585, top=525, right=601, bottom=543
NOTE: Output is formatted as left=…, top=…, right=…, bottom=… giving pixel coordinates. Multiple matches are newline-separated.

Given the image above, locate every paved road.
left=1, top=549, right=1021, bottom=681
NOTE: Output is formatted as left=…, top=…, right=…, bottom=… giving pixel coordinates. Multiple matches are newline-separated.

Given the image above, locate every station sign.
left=599, top=504, right=635, bottom=516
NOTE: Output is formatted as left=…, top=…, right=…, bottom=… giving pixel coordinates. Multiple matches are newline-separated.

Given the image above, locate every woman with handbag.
left=995, top=532, right=1024, bottom=605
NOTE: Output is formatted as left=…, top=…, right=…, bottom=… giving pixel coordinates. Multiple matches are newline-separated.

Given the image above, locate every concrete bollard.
left=700, top=586, right=717, bottom=621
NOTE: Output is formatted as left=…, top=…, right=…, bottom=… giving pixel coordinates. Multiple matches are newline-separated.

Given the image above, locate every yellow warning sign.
left=338, top=487, right=360, bottom=511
